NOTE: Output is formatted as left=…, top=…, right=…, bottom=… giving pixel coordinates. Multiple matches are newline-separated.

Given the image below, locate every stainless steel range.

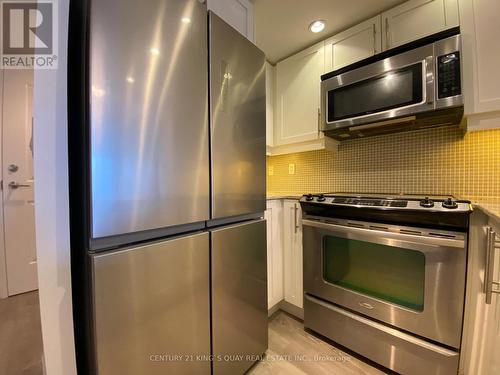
left=300, top=193, right=472, bottom=375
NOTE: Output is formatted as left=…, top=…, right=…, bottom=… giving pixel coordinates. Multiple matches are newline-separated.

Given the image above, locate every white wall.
left=33, top=0, right=77, bottom=374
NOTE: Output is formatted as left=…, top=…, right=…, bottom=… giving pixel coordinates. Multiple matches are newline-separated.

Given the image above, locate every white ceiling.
left=255, top=0, right=405, bottom=64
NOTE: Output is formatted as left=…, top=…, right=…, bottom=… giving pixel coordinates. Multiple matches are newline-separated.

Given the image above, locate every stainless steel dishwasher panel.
left=211, top=219, right=268, bottom=374
left=92, top=233, right=210, bottom=375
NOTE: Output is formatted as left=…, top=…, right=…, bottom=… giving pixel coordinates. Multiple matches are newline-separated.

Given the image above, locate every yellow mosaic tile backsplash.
left=267, top=127, right=500, bottom=199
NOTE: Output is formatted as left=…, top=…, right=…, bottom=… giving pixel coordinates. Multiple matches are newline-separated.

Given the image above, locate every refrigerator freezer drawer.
left=304, top=294, right=459, bottom=375
left=211, top=220, right=268, bottom=375
left=209, top=12, right=267, bottom=219
left=92, top=233, right=210, bottom=375
left=89, top=0, right=209, bottom=239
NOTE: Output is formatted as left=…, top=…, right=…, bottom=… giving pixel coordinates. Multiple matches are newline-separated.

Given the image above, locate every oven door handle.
left=302, top=219, right=465, bottom=249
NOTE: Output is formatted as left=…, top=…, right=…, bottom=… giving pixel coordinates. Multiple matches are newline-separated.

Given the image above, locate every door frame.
left=0, top=69, right=8, bottom=299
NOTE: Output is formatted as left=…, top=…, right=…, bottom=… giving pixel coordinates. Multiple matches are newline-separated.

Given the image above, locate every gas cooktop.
left=299, top=193, right=471, bottom=213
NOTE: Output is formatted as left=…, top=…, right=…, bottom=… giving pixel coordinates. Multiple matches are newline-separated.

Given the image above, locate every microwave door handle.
left=424, top=55, right=435, bottom=106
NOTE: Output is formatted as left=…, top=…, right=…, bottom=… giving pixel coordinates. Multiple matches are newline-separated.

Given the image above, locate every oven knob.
left=305, top=194, right=314, bottom=201
left=317, top=194, right=326, bottom=202
left=442, top=198, right=458, bottom=209
left=420, top=197, right=434, bottom=208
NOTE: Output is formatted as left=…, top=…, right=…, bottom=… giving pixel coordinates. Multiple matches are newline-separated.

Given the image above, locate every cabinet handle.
left=317, top=108, right=321, bottom=133
left=372, top=23, right=376, bottom=54
left=385, top=18, right=390, bottom=50
left=294, top=204, right=299, bottom=233
left=485, top=227, right=500, bottom=304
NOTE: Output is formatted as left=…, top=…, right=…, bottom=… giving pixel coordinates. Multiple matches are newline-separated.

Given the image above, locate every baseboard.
left=278, top=300, right=304, bottom=320
left=267, top=302, right=281, bottom=317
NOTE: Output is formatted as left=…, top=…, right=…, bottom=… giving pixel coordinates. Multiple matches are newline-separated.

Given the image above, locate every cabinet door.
left=460, top=213, right=500, bottom=375
left=265, top=200, right=284, bottom=309
left=382, top=0, right=459, bottom=50
left=459, top=0, right=500, bottom=123
left=266, top=62, right=275, bottom=148
left=275, top=43, right=324, bottom=146
left=283, top=200, right=303, bottom=308
left=207, top=0, right=254, bottom=42
left=324, top=16, right=382, bottom=72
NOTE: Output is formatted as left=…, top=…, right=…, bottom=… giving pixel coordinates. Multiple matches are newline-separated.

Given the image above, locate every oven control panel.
left=301, top=194, right=471, bottom=213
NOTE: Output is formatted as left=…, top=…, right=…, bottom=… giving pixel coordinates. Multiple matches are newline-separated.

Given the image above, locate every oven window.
left=323, top=236, right=425, bottom=311
left=327, top=63, right=423, bottom=122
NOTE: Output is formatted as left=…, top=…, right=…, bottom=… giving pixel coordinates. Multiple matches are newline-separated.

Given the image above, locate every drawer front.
left=304, top=295, right=459, bottom=375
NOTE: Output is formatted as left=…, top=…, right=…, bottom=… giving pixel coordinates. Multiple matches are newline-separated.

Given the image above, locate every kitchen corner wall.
left=266, top=127, right=500, bottom=200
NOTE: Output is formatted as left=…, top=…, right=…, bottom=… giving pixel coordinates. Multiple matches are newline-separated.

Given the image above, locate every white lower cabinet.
left=265, top=200, right=284, bottom=309
left=266, top=199, right=304, bottom=313
left=460, top=210, right=500, bottom=375
left=283, top=200, right=303, bottom=309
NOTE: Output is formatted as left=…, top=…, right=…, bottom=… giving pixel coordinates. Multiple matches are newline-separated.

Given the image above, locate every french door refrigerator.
left=68, top=1, right=267, bottom=374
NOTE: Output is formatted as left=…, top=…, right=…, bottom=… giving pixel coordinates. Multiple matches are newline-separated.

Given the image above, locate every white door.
left=382, top=0, right=459, bottom=50
left=275, top=42, right=324, bottom=146
left=2, top=69, right=37, bottom=296
left=265, top=199, right=284, bottom=309
left=324, top=16, right=382, bottom=72
left=283, top=200, right=303, bottom=308
left=460, top=213, right=500, bottom=375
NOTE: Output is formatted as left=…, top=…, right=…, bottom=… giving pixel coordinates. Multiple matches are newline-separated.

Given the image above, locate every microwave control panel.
left=437, top=52, right=461, bottom=99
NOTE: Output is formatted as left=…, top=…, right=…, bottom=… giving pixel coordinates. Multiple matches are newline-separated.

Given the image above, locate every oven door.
left=321, top=44, right=435, bottom=133
left=302, top=219, right=467, bottom=349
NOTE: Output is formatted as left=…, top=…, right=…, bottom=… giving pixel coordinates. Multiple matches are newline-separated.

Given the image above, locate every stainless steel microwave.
left=321, top=31, right=464, bottom=140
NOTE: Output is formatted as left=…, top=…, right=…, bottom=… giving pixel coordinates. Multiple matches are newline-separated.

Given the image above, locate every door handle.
left=485, top=227, right=500, bottom=304
left=294, top=203, right=300, bottom=233
left=385, top=17, right=390, bottom=49
left=8, top=181, right=30, bottom=189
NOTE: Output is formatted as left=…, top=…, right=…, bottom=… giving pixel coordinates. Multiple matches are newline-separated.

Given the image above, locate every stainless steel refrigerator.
left=68, top=1, right=267, bottom=374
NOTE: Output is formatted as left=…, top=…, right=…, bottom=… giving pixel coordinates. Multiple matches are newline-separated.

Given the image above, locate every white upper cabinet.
left=266, top=62, right=275, bottom=149
left=207, top=0, right=254, bottom=42
left=275, top=42, right=324, bottom=146
left=459, top=0, right=500, bottom=129
left=381, top=0, right=459, bottom=50
left=324, top=16, right=382, bottom=72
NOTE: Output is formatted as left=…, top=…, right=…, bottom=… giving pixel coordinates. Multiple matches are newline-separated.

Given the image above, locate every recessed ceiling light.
left=126, top=76, right=135, bottom=83
left=309, top=20, right=326, bottom=33
left=181, top=17, right=191, bottom=24
left=150, top=47, right=160, bottom=56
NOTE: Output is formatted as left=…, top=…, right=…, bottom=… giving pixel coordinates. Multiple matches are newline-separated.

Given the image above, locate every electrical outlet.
left=268, top=166, right=274, bottom=176
left=288, top=163, right=295, bottom=175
